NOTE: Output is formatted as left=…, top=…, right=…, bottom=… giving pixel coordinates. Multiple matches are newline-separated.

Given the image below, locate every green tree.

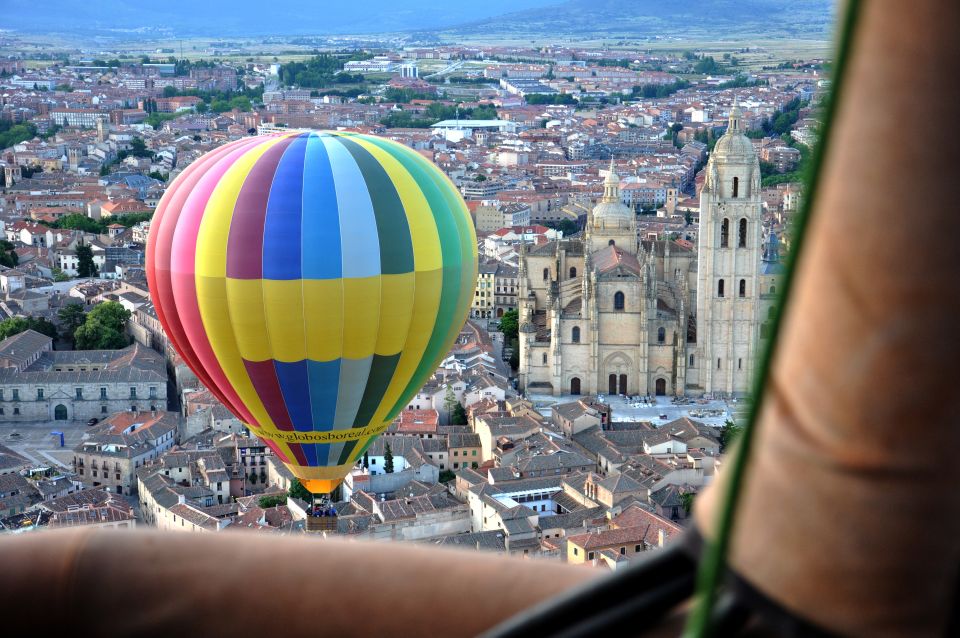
left=288, top=478, right=313, bottom=502
left=54, top=214, right=102, bottom=233
left=0, top=240, right=18, bottom=268
left=439, top=470, right=456, bottom=483
left=451, top=402, right=468, bottom=426
left=509, top=337, right=520, bottom=370
left=499, top=309, right=519, bottom=342
left=443, top=385, right=458, bottom=415
left=162, top=85, right=178, bottom=98
left=680, top=491, right=696, bottom=515
left=719, top=419, right=743, bottom=453
left=128, top=136, right=153, bottom=158
left=258, top=494, right=287, bottom=508
left=76, top=244, right=98, bottom=278
left=58, top=302, right=86, bottom=343
left=248, top=471, right=258, bottom=485
left=362, top=451, right=370, bottom=469
left=384, top=443, right=395, bottom=474
left=0, top=317, right=57, bottom=341
left=73, top=302, right=130, bottom=350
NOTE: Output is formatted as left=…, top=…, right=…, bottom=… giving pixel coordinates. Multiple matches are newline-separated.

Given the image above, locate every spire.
left=728, top=95, right=743, bottom=133
left=602, top=159, right=620, bottom=203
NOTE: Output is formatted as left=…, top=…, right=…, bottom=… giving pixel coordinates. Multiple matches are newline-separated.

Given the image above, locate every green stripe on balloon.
left=364, top=138, right=467, bottom=419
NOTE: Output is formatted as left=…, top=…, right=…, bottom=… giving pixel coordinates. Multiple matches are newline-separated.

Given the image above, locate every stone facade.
left=519, top=107, right=772, bottom=398
left=0, top=330, right=168, bottom=422
left=694, top=102, right=763, bottom=396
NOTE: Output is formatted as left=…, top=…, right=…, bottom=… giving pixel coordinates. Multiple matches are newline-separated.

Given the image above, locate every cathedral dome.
left=593, top=160, right=634, bottom=221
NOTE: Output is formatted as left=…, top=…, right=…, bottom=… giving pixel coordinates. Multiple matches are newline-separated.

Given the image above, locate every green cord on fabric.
left=681, top=1, right=865, bottom=636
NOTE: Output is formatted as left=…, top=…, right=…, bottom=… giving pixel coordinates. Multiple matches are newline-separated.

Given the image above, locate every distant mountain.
left=1, top=0, right=561, bottom=37
left=454, top=0, right=834, bottom=38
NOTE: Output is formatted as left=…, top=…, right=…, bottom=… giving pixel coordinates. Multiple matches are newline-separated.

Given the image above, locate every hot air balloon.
left=147, top=131, right=477, bottom=495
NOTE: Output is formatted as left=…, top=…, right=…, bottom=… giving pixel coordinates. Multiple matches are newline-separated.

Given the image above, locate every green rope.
left=682, top=2, right=864, bottom=636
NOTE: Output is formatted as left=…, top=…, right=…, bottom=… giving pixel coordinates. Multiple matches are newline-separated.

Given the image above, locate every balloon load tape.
left=248, top=421, right=390, bottom=444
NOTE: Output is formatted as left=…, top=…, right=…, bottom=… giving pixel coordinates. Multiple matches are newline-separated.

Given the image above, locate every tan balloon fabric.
left=0, top=529, right=596, bottom=637
left=694, top=2, right=960, bottom=636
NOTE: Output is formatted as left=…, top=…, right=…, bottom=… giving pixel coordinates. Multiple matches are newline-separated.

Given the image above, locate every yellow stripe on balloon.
left=369, top=268, right=443, bottom=426
left=341, top=276, right=381, bottom=360
left=195, top=135, right=291, bottom=429
left=372, top=273, right=415, bottom=356
left=225, top=274, right=416, bottom=363
left=303, top=278, right=344, bottom=362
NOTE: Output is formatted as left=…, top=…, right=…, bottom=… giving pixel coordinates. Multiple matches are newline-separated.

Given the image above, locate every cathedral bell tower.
left=695, top=99, right=763, bottom=396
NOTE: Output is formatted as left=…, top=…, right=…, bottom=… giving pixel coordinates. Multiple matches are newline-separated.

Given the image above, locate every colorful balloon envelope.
left=147, top=131, right=477, bottom=493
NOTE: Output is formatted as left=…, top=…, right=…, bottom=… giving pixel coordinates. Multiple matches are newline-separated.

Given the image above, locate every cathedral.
left=518, top=103, right=773, bottom=398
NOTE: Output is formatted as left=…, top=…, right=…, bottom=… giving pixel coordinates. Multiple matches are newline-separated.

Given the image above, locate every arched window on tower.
left=614, top=291, right=625, bottom=310
left=608, top=239, right=616, bottom=246
left=657, top=327, right=665, bottom=343
left=689, top=354, right=695, bottom=367
left=733, top=176, right=739, bottom=198
left=572, top=326, right=580, bottom=343
left=543, top=268, right=549, bottom=280
left=770, top=284, right=777, bottom=295
left=569, top=266, right=577, bottom=279
left=738, top=218, right=747, bottom=247
left=720, top=218, right=729, bottom=248
left=739, top=279, right=746, bottom=298
left=542, top=353, right=547, bottom=365
left=718, top=279, right=725, bottom=298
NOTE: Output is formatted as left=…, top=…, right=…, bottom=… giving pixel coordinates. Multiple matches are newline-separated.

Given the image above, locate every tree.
left=259, top=494, right=287, bottom=508
left=0, top=317, right=57, bottom=341
left=509, top=337, right=520, bottom=370
left=451, top=402, right=468, bottom=426
left=76, top=244, right=98, bottom=278
left=384, top=443, right=395, bottom=474
left=73, top=302, right=130, bottom=350
left=680, top=491, right=696, bottom=516
left=443, top=385, right=458, bottom=416
left=58, top=302, right=86, bottom=343
left=719, top=419, right=744, bottom=453
left=128, top=136, right=153, bottom=158
left=248, top=471, right=258, bottom=485
left=288, top=478, right=312, bottom=502
left=0, top=240, right=18, bottom=268
left=362, top=451, right=370, bottom=469
left=439, top=470, right=456, bottom=483
left=499, top=309, right=519, bottom=342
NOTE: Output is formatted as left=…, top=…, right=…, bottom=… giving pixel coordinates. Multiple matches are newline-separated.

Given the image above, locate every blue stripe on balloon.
left=320, top=135, right=381, bottom=279
left=306, top=359, right=341, bottom=432
left=313, top=442, right=331, bottom=467
left=301, top=133, right=342, bottom=280
left=300, top=442, right=318, bottom=466
left=262, top=134, right=308, bottom=280
left=333, top=356, right=372, bottom=428
left=274, top=360, right=313, bottom=431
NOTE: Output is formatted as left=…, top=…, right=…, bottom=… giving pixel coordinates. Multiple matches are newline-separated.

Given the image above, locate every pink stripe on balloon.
left=170, top=136, right=274, bottom=426
left=148, top=138, right=256, bottom=420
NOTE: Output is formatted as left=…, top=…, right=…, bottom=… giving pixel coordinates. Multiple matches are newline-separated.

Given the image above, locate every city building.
left=518, top=106, right=763, bottom=397
left=0, top=330, right=168, bottom=422
left=73, top=411, right=178, bottom=495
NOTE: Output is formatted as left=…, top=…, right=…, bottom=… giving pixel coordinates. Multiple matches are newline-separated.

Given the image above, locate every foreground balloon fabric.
left=146, top=131, right=477, bottom=493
